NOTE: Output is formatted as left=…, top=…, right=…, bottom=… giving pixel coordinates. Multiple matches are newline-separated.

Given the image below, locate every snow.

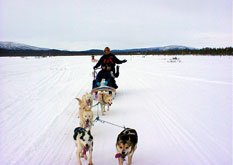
left=0, top=55, right=232, bottom=165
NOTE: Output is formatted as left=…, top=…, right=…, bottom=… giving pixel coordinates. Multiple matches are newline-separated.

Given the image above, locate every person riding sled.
left=93, top=47, right=127, bottom=76
left=94, top=64, right=118, bottom=89
left=93, top=47, right=127, bottom=89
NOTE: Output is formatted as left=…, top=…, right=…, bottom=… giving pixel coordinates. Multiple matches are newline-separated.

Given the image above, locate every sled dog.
left=115, top=128, right=138, bottom=165
left=82, top=93, right=93, bottom=107
left=73, top=127, right=93, bottom=165
left=76, top=98, right=94, bottom=130
left=97, top=92, right=112, bottom=115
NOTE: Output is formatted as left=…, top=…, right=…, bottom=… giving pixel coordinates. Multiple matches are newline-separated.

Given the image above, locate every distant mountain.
left=0, top=41, right=196, bottom=52
left=111, top=45, right=196, bottom=52
left=0, top=41, right=50, bottom=51
left=0, top=41, right=232, bottom=56
left=84, top=49, right=103, bottom=52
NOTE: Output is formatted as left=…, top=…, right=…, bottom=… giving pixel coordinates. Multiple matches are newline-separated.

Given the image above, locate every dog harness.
left=83, top=146, right=89, bottom=155
left=85, top=120, right=89, bottom=129
left=86, top=99, right=91, bottom=106
left=84, top=119, right=93, bottom=129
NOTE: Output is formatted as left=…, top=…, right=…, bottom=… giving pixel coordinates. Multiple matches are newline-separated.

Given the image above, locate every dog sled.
left=91, top=68, right=116, bottom=96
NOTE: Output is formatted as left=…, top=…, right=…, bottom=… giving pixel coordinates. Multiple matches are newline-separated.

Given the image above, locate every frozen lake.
left=0, top=55, right=232, bottom=165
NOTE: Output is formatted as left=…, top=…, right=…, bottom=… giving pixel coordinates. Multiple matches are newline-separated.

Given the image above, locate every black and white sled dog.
left=73, top=127, right=93, bottom=165
left=115, top=128, right=138, bottom=165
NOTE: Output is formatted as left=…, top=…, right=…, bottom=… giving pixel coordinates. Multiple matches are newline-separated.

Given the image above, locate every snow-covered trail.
left=0, top=57, right=93, bottom=165
left=0, top=56, right=232, bottom=165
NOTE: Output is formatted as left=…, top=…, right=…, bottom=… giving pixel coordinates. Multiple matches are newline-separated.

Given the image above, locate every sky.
left=0, top=0, right=232, bottom=51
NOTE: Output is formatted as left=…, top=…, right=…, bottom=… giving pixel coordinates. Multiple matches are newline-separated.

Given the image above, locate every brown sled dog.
left=76, top=98, right=94, bottom=130
left=81, top=93, right=93, bottom=107
left=97, top=92, right=112, bottom=115
left=115, top=128, right=138, bottom=165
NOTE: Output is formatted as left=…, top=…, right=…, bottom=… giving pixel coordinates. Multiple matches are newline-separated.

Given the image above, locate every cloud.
left=0, top=0, right=232, bottom=50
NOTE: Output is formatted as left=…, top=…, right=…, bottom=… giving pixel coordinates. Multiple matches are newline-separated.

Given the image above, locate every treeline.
left=0, top=49, right=100, bottom=57
left=114, top=47, right=233, bottom=55
left=152, top=47, right=233, bottom=55
left=0, top=47, right=232, bottom=57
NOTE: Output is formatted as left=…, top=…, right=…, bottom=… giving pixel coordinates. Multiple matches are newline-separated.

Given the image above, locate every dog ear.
left=75, top=98, right=82, bottom=105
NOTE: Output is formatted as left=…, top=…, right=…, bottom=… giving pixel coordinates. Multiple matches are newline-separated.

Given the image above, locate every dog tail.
left=75, top=98, right=82, bottom=105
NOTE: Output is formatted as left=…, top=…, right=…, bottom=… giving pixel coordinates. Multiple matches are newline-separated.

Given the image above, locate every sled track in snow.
left=0, top=56, right=232, bottom=165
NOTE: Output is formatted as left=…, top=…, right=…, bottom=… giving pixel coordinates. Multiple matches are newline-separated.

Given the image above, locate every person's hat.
left=104, top=47, right=110, bottom=52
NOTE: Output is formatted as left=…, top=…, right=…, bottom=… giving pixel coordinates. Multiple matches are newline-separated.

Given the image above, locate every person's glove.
left=104, top=81, right=108, bottom=85
left=96, top=82, right=100, bottom=86
left=122, top=59, right=127, bottom=63
left=93, top=66, right=97, bottom=70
